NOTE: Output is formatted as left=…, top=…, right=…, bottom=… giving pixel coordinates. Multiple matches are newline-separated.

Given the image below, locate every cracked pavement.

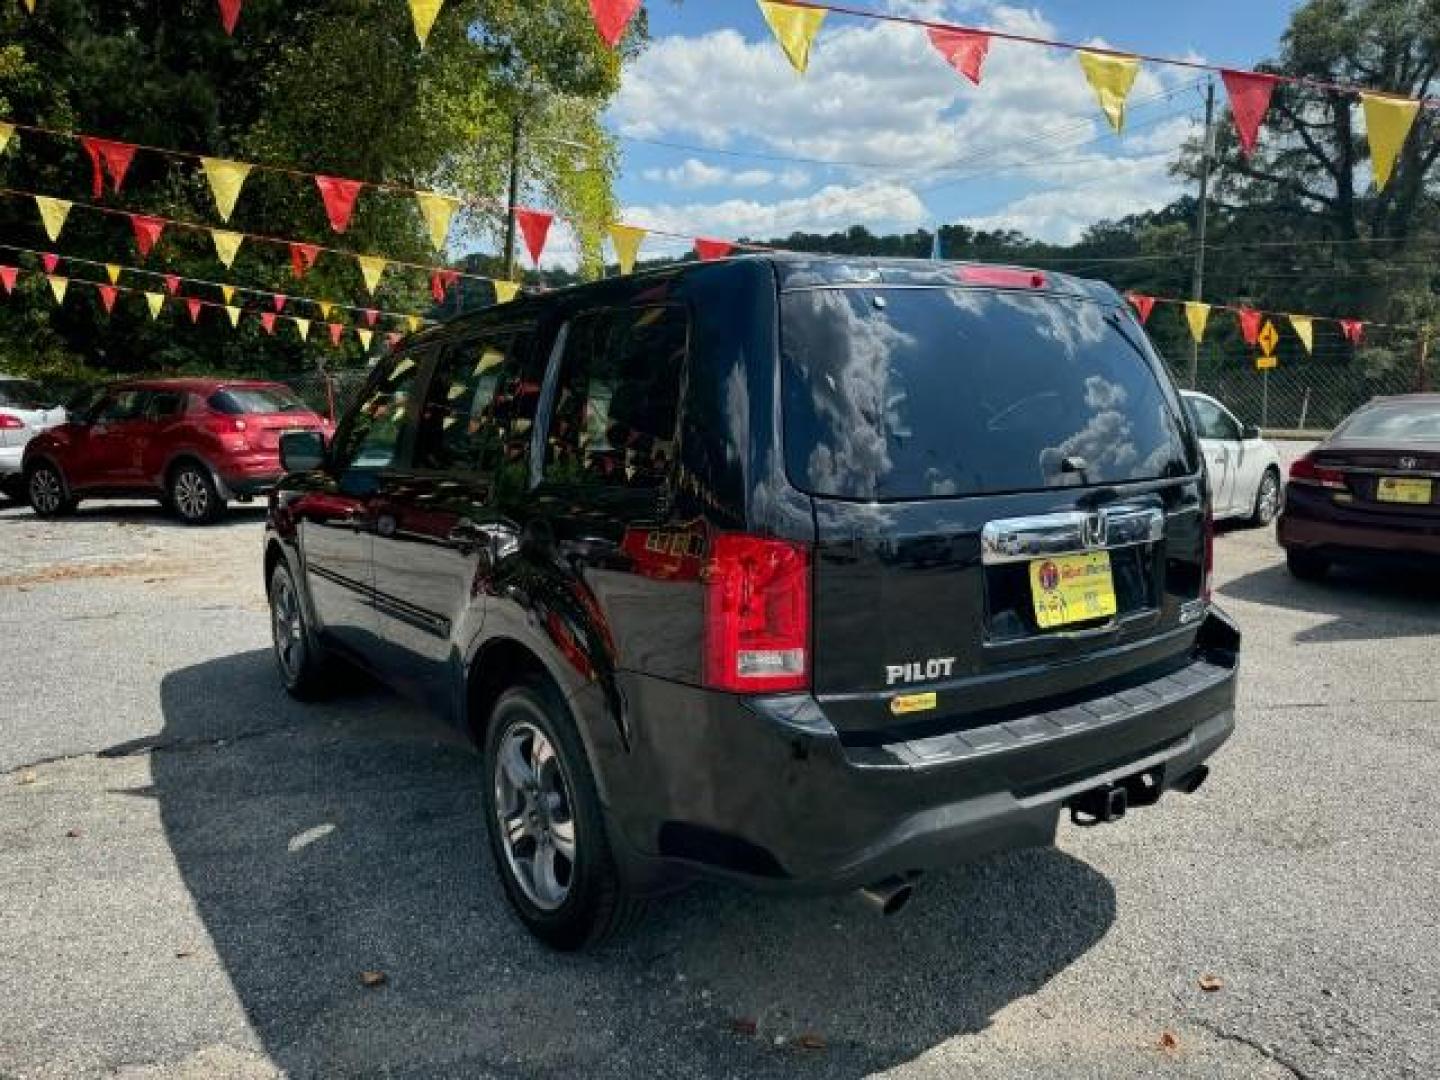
left=1, top=477, right=1438, bottom=1079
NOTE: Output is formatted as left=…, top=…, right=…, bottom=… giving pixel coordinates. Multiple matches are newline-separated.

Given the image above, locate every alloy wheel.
left=29, top=468, right=62, bottom=514
left=493, top=720, right=577, bottom=911
left=1256, top=473, right=1280, bottom=524
left=271, top=571, right=305, bottom=680
left=174, top=469, right=210, bottom=520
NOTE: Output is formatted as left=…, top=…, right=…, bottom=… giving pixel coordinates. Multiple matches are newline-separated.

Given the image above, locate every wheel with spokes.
left=482, top=683, right=643, bottom=949
left=1250, top=467, right=1281, bottom=526
left=169, top=462, right=225, bottom=525
left=26, top=461, right=76, bottom=517
left=268, top=561, right=331, bottom=699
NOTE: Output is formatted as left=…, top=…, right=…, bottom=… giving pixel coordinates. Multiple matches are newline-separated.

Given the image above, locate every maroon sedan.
left=22, top=377, right=330, bottom=524
left=1278, top=394, right=1440, bottom=579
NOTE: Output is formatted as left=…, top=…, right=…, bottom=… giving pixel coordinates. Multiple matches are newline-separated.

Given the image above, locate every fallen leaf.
left=1198, top=974, right=1224, bottom=993
left=359, top=970, right=387, bottom=988
left=729, top=1017, right=757, bottom=1037
left=175, top=950, right=193, bottom=959
left=64, top=828, right=81, bottom=838
left=1158, top=1030, right=1180, bottom=1052
left=797, top=1033, right=827, bottom=1051
left=17, top=772, right=36, bottom=785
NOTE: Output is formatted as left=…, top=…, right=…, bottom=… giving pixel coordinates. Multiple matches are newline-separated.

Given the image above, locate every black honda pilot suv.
left=265, top=255, right=1239, bottom=949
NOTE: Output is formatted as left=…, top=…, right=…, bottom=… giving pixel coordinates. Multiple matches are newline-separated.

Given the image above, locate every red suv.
left=23, top=378, right=329, bottom=523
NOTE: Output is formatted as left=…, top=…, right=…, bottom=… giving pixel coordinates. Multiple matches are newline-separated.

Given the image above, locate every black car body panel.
left=266, top=255, right=1238, bottom=896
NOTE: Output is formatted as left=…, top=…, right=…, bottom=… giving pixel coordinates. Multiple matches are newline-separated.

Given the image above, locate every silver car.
left=0, top=375, right=67, bottom=499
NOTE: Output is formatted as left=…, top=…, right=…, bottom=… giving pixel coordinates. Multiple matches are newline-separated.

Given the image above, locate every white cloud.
left=638, top=158, right=812, bottom=191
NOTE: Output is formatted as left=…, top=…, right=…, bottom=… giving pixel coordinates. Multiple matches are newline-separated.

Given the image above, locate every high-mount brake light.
left=702, top=534, right=810, bottom=694
left=956, top=266, right=1047, bottom=289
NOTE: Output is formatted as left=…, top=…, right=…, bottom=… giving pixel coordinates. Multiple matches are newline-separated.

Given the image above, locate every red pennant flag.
left=0, top=266, right=17, bottom=294
left=1221, top=70, right=1278, bottom=158
left=694, top=238, right=733, bottom=262
left=164, top=274, right=181, bottom=296
left=315, top=175, right=364, bottom=233
left=260, top=311, right=277, bottom=334
left=1340, top=319, right=1365, bottom=345
left=80, top=137, right=138, bottom=197
left=186, top=298, right=203, bottom=323
left=41, top=253, right=60, bottom=274
left=387, top=332, right=402, bottom=348
left=362, top=308, right=379, bottom=327
left=589, top=0, right=642, bottom=47
left=289, top=242, right=320, bottom=279
left=430, top=269, right=460, bottom=302
left=131, top=214, right=166, bottom=258
left=97, top=284, right=118, bottom=314
left=926, top=27, right=991, bottom=86
left=515, top=208, right=554, bottom=265
left=272, top=294, right=287, bottom=313
left=1125, top=292, right=1156, bottom=324
left=327, top=322, right=344, bottom=346
left=1237, top=306, right=1262, bottom=346
left=217, top=0, right=243, bottom=34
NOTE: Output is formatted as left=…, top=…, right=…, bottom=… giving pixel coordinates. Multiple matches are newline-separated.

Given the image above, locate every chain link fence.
left=277, top=368, right=373, bottom=424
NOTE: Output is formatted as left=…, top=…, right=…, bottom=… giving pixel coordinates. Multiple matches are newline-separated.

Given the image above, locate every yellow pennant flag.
left=1184, top=301, right=1211, bottom=343
left=0, top=122, right=14, bottom=155
left=1289, top=314, right=1314, bottom=355
left=201, top=157, right=253, bottom=223
left=293, top=316, right=311, bottom=341
left=608, top=224, right=646, bottom=275
left=1360, top=92, right=1421, bottom=192
left=35, top=196, right=72, bottom=242
left=407, top=314, right=422, bottom=333
left=357, top=255, right=387, bottom=294
left=221, top=285, right=236, bottom=304
left=47, top=275, right=68, bottom=306
left=1078, top=50, right=1141, bottom=133
left=318, top=300, right=335, bottom=320
left=105, top=264, right=121, bottom=285
left=494, top=280, right=521, bottom=303
left=21, top=0, right=35, bottom=12
left=211, top=229, right=244, bottom=269
left=357, top=328, right=374, bottom=350
left=416, top=192, right=459, bottom=252
left=145, top=292, right=164, bottom=319
left=757, top=0, right=826, bottom=74
left=409, top=0, right=444, bottom=47
left=225, top=304, right=242, bottom=328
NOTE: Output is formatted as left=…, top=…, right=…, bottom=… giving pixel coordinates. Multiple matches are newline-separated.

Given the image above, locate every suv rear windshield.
left=208, top=386, right=307, bottom=415
left=781, top=287, right=1192, bottom=500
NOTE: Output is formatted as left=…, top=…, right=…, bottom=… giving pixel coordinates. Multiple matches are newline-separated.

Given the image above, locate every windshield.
left=0, top=379, right=49, bottom=409
left=780, top=287, right=1193, bottom=500
left=208, top=386, right=308, bottom=415
left=1337, top=402, right=1440, bottom=442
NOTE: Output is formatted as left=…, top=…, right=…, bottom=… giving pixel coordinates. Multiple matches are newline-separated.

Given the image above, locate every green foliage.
left=0, top=0, right=633, bottom=383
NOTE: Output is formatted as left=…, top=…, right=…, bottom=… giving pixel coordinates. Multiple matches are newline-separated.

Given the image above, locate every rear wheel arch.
left=466, top=638, right=558, bottom=746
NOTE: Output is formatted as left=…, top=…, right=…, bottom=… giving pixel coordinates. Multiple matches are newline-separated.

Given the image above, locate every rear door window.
left=781, top=287, right=1192, bottom=500
left=414, top=327, right=536, bottom=474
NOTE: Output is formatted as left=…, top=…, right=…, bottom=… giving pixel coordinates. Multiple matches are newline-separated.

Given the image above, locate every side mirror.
left=280, top=429, right=327, bottom=473
left=1242, top=423, right=1261, bottom=440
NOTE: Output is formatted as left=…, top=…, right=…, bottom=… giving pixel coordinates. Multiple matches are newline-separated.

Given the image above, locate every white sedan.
left=0, top=375, right=67, bottom=500
left=1181, top=390, right=1283, bottom=526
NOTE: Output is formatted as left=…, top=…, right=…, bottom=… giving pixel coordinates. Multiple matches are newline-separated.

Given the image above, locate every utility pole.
left=1189, top=79, right=1216, bottom=390
left=501, top=113, right=522, bottom=281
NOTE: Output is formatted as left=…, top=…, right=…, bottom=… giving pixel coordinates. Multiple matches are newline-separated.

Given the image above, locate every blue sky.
left=598, top=1, right=1302, bottom=255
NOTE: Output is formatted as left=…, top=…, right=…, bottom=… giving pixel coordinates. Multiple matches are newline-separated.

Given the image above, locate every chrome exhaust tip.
left=858, top=874, right=918, bottom=917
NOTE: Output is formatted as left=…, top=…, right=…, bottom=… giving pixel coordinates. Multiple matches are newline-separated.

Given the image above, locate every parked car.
left=23, top=377, right=329, bottom=523
left=1180, top=391, right=1283, bottom=526
left=265, top=255, right=1240, bottom=948
left=1279, top=393, right=1440, bottom=579
left=0, top=373, right=67, bottom=501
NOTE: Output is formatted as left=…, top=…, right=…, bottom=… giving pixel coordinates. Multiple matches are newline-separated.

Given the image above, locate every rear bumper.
left=1279, top=485, right=1440, bottom=560
left=216, top=456, right=283, bottom=498
left=599, top=608, right=1239, bottom=896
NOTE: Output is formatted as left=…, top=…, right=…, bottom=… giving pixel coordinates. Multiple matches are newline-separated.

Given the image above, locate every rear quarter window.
left=781, top=287, right=1193, bottom=500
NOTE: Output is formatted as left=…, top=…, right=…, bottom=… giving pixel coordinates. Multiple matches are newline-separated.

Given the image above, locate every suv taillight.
left=0, top=413, right=24, bottom=430
left=1203, top=502, right=1215, bottom=604
left=702, top=534, right=810, bottom=693
left=1289, top=456, right=1345, bottom=490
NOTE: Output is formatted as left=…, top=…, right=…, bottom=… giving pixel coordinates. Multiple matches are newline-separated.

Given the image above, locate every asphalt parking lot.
left=2, top=470, right=1438, bottom=1079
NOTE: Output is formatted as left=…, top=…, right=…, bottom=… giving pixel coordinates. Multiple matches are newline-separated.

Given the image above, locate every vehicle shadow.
left=1219, top=560, right=1440, bottom=643
left=0, top=498, right=267, bottom=529
left=143, top=650, right=1116, bottom=1078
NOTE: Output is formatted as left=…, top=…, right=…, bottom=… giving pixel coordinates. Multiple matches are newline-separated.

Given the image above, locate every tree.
left=0, top=0, right=636, bottom=384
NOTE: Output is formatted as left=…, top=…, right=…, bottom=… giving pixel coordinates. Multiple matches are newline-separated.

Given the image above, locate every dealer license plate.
left=1376, top=477, right=1432, bottom=505
left=1030, top=552, right=1117, bottom=630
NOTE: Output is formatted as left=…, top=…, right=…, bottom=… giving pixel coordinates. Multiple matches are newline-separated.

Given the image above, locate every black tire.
left=26, top=461, right=77, bottom=517
left=1286, top=548, right=1329, bottom=582
left=481, top=682, right=644, bottom=950
left=267, top=562, right=332, bottom=700
left=1250, top=467, right=1282, bottom=527
left=168, top=461, right=225, bottom=525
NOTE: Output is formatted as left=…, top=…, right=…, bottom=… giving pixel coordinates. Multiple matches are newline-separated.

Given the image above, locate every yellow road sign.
left=1256, top=355, right=1278, bottom=370
left=1258, top=319, right=1279, bottom=356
